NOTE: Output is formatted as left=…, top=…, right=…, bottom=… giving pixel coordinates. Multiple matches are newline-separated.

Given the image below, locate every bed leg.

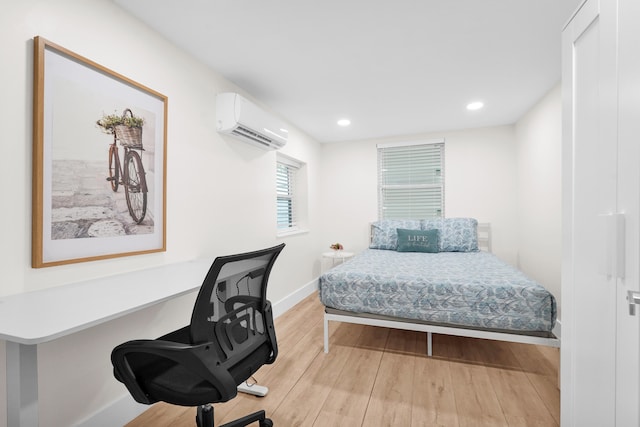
left=427, top=332, right=433, bottom=357
left=324, top=314, right=329, bottom=353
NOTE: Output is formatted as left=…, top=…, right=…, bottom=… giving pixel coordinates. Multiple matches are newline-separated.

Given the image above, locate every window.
left=276, top=155, right=301, bottom=232
left=377, top=139, right=445, bottom=219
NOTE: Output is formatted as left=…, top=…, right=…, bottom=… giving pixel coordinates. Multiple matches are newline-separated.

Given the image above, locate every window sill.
left=277, top=228, right=310, bottom=238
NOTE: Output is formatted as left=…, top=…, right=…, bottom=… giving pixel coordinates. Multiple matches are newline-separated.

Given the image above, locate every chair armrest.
left=111, top=339, right=238, bottom=404
left=218, top=296, right=278, bottom=361
left=222, top=296, right=278, bottom=364
left=264, top=300, right=278, bottom=364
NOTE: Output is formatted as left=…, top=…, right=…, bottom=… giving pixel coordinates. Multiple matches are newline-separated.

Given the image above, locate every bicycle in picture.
left=96, top=108, right=148, bottom=224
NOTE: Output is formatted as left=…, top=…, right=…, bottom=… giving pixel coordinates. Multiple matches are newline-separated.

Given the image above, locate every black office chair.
left=111, top=244, right=285, bottom=427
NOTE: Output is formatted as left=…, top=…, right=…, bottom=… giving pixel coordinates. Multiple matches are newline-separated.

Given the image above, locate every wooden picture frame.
left=32, top=36, right=167, bottom=268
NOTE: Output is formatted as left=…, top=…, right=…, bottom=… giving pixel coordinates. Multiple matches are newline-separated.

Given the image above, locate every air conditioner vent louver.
left=232, top=126, right=272, bottom=147
left=216, top=92, right=288, bottom=150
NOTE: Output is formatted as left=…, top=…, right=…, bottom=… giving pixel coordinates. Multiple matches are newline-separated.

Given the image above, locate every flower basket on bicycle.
left=97, top=108, right=144, bottom=148
left=115, top=109, right=143, bottom=148
left=115, top=124, right=142, bottom=148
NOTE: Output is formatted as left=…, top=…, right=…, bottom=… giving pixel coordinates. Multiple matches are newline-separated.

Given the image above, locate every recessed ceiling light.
left=337, top=118, right=351, bottom=127
left=466, top=101, right=484, bottom=111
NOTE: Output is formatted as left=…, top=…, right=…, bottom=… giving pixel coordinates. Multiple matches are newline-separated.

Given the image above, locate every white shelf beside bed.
left=322, top=250, right=354, bottom=266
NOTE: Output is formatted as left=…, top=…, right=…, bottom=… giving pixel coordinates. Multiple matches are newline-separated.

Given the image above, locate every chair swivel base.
left=196, top=404, right=273, bottom=427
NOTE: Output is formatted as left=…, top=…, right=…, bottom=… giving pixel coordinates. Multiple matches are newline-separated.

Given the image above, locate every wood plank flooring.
left=125, top=293, right=559, bottom=427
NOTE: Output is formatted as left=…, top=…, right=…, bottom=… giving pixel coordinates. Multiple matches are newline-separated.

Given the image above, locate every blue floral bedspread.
left=319, top=249, right=557, bottom=333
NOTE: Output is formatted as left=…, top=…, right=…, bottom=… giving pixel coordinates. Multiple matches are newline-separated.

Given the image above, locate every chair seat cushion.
left=144, top=361, right=224, bottom=406
left=143, top=341, right=273, bottom=407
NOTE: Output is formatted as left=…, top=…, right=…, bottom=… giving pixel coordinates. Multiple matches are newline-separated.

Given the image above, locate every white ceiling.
left=113, top=0, right=581, bottom=143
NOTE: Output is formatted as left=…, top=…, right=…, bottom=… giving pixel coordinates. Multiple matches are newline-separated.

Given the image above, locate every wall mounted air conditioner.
left=216, top=92, right=288, bottom=150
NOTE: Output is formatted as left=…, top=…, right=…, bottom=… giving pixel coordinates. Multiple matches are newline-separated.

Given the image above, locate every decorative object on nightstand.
left=322, top=244, right=354, bottom=269
left=329, top=242, right=344, bottom=252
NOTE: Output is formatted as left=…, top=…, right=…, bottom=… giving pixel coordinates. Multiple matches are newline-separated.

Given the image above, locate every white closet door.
left=561, top=0, right=618, bottom=425
left=563, top=0, right=640, bottom=425
left=615, top=0, right=640, bottom=423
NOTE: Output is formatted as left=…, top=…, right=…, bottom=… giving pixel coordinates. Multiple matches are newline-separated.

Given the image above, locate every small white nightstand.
left=322, top=250, right=355, bottom=268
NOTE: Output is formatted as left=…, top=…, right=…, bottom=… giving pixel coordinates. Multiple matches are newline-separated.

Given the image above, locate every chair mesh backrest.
left=189, top=244, right=284, bottom=361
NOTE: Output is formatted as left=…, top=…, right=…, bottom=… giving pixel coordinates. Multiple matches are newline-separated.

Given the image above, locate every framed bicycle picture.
left=32, top=36, right=167, bottom=267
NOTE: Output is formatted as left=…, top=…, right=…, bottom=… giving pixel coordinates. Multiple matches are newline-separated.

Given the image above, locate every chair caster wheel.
left=260, top=419, right=273, bottom=427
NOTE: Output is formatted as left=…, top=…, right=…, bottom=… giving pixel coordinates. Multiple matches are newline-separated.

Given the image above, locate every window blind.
left=378, top=140, right=445, bottom=219
left=276, top=157, right=299, bottom=231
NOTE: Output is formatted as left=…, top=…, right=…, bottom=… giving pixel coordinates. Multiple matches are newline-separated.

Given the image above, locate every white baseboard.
left=272, top=278, right=319, bottom=319
left=77, top=277, right=320, bottom=427
left=74, top=395, right=147, bottom=427
left=553, top=318, right=562, bottom=340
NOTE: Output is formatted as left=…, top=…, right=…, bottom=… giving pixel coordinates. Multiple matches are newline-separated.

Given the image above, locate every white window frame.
left=377, top=139, right=445, bottom=220
left=276, top=154, right=302, bottom=235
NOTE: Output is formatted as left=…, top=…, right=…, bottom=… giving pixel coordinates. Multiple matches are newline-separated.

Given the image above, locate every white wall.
left=0, top=1, right=322, bottom=425
left=319, top=125, right=520, bottom=265
left=0, top=1, right=564, bottom=424
left=515, top=83, right=563, bottom=316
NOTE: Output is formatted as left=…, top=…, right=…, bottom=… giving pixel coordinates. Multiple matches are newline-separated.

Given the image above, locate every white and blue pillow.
left=370, top=217, right=478, bottom=252
left=370, top=219, right=422, bottom=250
left=440, top=218, right=478, bottom=252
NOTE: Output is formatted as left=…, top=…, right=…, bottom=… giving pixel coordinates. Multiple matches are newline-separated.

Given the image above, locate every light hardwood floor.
left=126, top=293, right=559, bottom=427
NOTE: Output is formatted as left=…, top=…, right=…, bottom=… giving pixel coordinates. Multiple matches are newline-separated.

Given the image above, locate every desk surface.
left=0, top=259, right=212, bottom=345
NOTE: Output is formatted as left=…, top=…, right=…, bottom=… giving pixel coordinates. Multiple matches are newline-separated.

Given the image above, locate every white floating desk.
left=0, top=259, right=213, bottom=427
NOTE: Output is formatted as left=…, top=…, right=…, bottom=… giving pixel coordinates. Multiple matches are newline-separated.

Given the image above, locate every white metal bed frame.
left=323, top=311, right=560, bottom=356
left=322, top=223, right=560, bottom=356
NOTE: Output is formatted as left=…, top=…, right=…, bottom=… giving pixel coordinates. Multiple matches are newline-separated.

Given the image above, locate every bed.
left=319, top=218, right=559, bottom=355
